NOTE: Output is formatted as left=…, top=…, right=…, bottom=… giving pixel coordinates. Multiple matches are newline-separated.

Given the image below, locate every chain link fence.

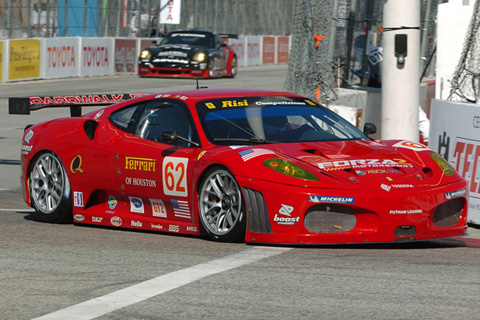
left=0, top=0, right=295, bottom=39
left=284, top=0, right=439, bottom=103
left=448, top=0, right=480, bottom=102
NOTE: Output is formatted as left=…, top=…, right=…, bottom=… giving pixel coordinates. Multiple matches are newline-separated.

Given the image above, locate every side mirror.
left=363, top=122, right=377, bottom=136
left=161, top=130, right=200, bottom=147
left=161, top=130, right=178, bottom=143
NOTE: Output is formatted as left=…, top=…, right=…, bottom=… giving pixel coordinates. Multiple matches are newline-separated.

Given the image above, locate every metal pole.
left=420, top=0, right=432, bottom=76
left=64, top=0, right=69, bottom=36
left=381, top=0, right=420, bottom=141
left=341, top=0, right=357, bottom=87
left=83, top=0, right=88, bottom=36
left=360, top=0, right=374, bottom=86
left=98, top=0, right=103, bottom=37
left=328, top=0, right=339, bottom=65
left=27, top=0, right=32, bottom=37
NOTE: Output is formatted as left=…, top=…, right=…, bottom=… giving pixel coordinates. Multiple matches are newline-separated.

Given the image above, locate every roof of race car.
left=8, top=88, right=306, bottom=116
left=149, top=88, right=302, bottom=100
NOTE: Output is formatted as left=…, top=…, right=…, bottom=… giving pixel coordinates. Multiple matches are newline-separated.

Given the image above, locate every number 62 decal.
left=163, top=156, right=189, bottom=196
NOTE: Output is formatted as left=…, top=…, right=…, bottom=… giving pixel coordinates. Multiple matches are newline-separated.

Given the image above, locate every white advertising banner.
left=228, top=36, right=246, bottom=67
left=80, top=38, right=114, bottom=77
left=429, top=99, right=480, bottom=225
left=246, top=36, right=261, bottom=66
left=43, top=37, right=80, bottom=79
left=160, top=0, right=181, bottom=24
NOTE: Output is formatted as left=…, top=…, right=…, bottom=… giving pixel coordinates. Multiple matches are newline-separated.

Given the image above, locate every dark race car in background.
left=9, top=89, right=469, bottom=244
left=138, top=30, right=237, bottom=78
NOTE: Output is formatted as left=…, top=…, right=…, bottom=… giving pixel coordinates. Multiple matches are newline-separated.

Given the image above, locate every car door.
left=108, top=98, right=201, bottom=223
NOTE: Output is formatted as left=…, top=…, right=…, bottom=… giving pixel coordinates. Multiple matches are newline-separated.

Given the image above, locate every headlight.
left=263, top=158, right=319, bottom=181
left=140, top=50, right=151, bottom=59
left=194, top=52, right=207, bottom=62
left=430, top=152, right=455, bottom=176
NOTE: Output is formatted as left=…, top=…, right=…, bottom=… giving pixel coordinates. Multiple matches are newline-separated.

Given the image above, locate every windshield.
left=196, top=96, right=368, bottom=145
left=160, top=32, right=214, bottom=48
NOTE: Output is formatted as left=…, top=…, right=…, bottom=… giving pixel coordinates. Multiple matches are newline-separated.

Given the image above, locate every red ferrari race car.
left=138, top=30, right=237, bottom=78
left=9, top=89, right=468, bottom=244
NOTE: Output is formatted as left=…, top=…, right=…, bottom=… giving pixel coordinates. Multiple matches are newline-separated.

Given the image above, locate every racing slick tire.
left=29, top=152, right=73, bottom=223
left=198, top=166, right=246, bottom=242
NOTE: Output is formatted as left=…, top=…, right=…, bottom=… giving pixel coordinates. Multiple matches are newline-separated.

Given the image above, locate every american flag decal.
left=171, top=199, right=191, bottom=218
left=238, top=148, right=275, bottom=161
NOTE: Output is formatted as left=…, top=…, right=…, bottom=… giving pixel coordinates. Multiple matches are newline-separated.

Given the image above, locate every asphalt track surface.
left=1, top=65, right=480, bottom=320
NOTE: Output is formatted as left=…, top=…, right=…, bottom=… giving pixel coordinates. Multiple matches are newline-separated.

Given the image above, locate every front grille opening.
left=433, top=198, right=465, bottom=227
left=304, top=204, right=356, bottom=233
left=394, top=225, right=417, bottom=238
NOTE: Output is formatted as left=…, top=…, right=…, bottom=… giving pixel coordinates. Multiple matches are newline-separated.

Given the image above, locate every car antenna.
left=196, top=79, right=208, bottom=90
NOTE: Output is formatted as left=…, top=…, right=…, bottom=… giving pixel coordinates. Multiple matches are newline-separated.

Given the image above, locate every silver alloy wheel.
left=30, top=153, right=67, bottom=214
left=199, top=169, right=242, bottom=236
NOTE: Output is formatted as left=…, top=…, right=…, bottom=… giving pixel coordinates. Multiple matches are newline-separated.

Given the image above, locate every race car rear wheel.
left=29, top=152, right=72, bottom=223
left=198, top=167, right=246, bottom=242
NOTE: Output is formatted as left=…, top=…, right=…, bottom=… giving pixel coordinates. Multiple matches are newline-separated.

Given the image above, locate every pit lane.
left=1, top=65, right=480, bottom=320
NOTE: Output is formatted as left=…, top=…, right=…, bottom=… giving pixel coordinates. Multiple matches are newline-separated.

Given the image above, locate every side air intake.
left=243, top=187, right=272, bottom=234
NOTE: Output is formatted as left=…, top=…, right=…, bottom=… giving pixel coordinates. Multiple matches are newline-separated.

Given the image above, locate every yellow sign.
left=9, top=39, right=41, bottom=80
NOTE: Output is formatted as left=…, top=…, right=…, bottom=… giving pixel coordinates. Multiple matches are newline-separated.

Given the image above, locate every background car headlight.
left=140, top=50, right=151, bottom=59
left=263, top=158, right=319, bottom=181
left=194, top=52, right=207, bottom=62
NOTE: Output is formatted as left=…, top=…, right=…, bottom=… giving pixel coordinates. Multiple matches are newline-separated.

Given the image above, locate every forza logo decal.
left=163, top=157, right=188, bottom=197
left=125, top=157, right=156, bottom=172
left=317, top=159, right=412, bottom=171
left=309, top=195, right=355, bottom=204
left=70, top=155, right=84, bottom=174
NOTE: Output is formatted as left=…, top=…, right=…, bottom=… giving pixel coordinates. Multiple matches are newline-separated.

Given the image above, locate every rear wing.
left=9, top=93, right=146, bottom=117
left=218, top=33, right=239, bottom=40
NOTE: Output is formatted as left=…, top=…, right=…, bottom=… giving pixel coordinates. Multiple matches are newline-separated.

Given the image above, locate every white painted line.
left=0, top=208, right=35, bottom=212
left=33, top=246, right=291, bottom=320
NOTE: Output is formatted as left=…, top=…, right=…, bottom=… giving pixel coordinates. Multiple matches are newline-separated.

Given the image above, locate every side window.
left=133, top=100, right=199, bottom=147
left=214, top=34, right=223, bottom=49
left=109, top=105, right=141, bottom=133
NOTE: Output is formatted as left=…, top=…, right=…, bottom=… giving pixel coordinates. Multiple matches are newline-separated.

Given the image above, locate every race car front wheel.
left=29, top=152, right=72, bottom=223
left=229, top=56, right=237, bottom=78
left=198, top=167, right=246, bottom=242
